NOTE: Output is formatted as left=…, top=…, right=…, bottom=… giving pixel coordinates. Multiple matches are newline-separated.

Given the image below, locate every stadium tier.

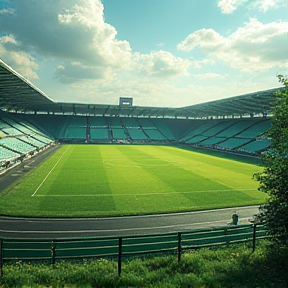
left=0, top=58, right=281, bottom=172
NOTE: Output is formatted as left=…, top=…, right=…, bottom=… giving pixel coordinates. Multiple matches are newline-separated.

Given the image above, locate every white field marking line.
left=35, top=188, right=256, bottom=197
left=0, top=219, right=233, bottom=234
left=102, top=160, right=171, bottom=167
left=31, top=147, right=70, bottom=197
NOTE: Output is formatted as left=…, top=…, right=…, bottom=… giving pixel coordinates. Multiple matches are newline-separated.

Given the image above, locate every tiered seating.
left=215, top=120, right=256, bottom=137
left=107, top=118, right=127, bottom=140
left=179, top=122, right=217, bottom=142
left=122, top=118, right=139, bottom=128
left=202, top=121, right=235, bottom=137
left=180, top=118, right=271, bottom=154
left=239, top=139, right=271, bottom=153
left=88, top=117, right=109, bottom=141
left=88, top=117, right=107, bottom=128
left=127, top=128, right=148, bottom=140
left=0, top=119, right=22, bottom=136
left=151, top=120, right=175, bottom=140
left=34, top=134, right=53, bottom=145
left=136, top=118, right=167, bottom=141
left=18, top=114, right=64, bottom=138
left=90, top=128, right=109, bottom=140
left=185, top=135, right=207, bottom=144
left=217, top=138, right=252, bottom=150
left=137, top=118, right=155, bottom=129
left=17, top=135, right=46, bottom=149
left=108, top=117, right=122, bottom=128
left=145, top=129, right=166, bottom=141
left=200, top=137, right=227, bottom=146
left=0, top=137, right=35, bottom=154
left=112, top=129, right=127, bottom=139
left=0, top=145, right=20, bottom=161
left=65, top=116, right=87, bottom=139
left=236, top=120, right=271, bottom=138
left=67, top=127, right=86, bottom=139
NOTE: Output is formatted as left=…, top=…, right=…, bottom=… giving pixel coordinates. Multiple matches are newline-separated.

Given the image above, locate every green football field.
left=0, top=144, right=266, bottom=217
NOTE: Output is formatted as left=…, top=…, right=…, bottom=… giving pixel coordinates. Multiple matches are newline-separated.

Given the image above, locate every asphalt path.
left=0, top=206, right=259, bottom=239
left=0, top=144, right=60, bottom=192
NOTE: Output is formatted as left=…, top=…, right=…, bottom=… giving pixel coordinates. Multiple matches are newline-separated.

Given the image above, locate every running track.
left=0, top=206, right=258, bottom=239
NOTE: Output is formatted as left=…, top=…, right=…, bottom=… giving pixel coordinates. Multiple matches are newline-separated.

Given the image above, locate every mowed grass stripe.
left=31, top=146, right=70, bottom=196
left=134, top=145, right=260, bottom=194
left=0, top=145, right=266, bottom=217
left=117, top=145, right=227, bottom=193
left=102, top=145, right=178, bottom=194
left=38, top=145, right=117, bottom=214
left=115, top=146, right=258, bottom=211
left=102, top=146, right=191, bottom=214
left=45, top=145, right=112, bottom=195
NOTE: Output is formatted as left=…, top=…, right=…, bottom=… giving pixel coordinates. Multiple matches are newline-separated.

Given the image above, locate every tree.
left=256, top=75, right=288, bottom=245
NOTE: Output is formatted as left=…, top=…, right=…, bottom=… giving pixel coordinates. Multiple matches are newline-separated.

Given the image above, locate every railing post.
left=51, top=240, right=56, bottom=265
left=252, top=224, right=257, bottom=252
left=118, top=237, right=122, bottom=277
left=177, top=232, right=182, bottom=263
left=225, top=228, right=229, bottom=246
left=0, top=239, right=3, bottom=277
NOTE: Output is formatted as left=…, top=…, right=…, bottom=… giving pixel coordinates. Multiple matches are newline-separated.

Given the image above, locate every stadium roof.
left=0, top=59, right=283, bottom=119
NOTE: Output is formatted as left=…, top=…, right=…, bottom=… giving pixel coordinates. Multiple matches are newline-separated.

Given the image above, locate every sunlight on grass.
left=0, top=144, right=266, bottom=217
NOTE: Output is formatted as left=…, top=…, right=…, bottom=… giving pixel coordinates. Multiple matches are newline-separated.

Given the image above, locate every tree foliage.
left=256, top=75, right=288, bottom=245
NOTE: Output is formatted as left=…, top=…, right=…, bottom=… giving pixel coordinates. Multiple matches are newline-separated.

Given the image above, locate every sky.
left=0, top=0, right=287, bottom=108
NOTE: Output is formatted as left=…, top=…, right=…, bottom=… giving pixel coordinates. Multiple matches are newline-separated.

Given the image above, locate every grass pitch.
left=0, top=145, right=266, bottom=217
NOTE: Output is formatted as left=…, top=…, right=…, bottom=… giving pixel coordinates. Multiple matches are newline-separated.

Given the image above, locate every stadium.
left=0, top=58, right=280, bottom=219
left=0, top=57, right=279, bottom=277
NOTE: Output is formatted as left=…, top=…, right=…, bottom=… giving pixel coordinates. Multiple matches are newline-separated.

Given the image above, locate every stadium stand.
left=90, top=128, right=109, bottom=141
left=179, top=121, right=218, bottom=142
left=238, top=139, right=271, bottom=154
left=144, top=129, right=167, bottom=141
left=151, top=119, right=176, bottom=141
left=236, top=119, right=271, bottom=138
left=127, top=128, right=148, bottom=141
left=0, top=58, right=281, bottom=173
left=88, top=116, right=107, bottom=128
left=112, top=128, right=127, bottom=140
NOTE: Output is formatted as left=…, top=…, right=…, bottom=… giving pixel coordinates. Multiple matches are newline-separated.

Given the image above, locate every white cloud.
left=0, top=35, right=39, bottom=79
left=178, top=18, right=288, bottom=72
left=217, top=0, right=241, bottom=14
left=0, top=0, right=133, bottom=82
left=194, top=73, right=223, bottom=80
left=190, top=59, right=215, bottom=69
left=177, top=29, right=224, bottom=52
left=137, top=50, right=191, bottom=78
left=217, top=0, right=285, bottom=13
left=0, top=0, right=191, bottom=84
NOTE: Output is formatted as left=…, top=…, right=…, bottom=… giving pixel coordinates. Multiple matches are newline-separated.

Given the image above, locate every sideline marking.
left=35, top=188, right=255, bottom=197
left=31, top=147, right=70, bottom=197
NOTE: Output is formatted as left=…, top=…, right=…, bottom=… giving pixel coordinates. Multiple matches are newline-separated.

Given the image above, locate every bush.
left=0, top=241, right=287, bottom=287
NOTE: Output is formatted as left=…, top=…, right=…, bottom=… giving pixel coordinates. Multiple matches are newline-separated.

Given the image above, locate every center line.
left=31, top=147, right=69, bottom=197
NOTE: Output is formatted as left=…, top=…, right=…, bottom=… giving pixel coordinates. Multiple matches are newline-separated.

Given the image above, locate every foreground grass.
left=1, top=241, right=287, bottom=287
left=0, top=145, right=266, bottom=217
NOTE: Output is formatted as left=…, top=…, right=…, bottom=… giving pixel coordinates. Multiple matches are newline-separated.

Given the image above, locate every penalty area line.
left=31, top=147, right=70, bottom=197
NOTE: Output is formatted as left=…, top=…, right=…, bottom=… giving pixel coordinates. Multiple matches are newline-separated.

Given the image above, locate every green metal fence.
left=0, top=224, right=267, bottom=277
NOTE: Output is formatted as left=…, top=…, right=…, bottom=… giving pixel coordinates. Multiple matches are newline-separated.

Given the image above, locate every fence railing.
left=0, top=224, right=267, bottom=277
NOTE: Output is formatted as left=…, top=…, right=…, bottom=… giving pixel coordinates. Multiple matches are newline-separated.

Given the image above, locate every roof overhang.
left=0, top=59, right=283, bottom=118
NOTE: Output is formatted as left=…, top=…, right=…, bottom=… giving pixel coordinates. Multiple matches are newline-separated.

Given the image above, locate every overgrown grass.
left=1, top=241, right=287, bottom=287
left=0, top=145, right=266, bottom=217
